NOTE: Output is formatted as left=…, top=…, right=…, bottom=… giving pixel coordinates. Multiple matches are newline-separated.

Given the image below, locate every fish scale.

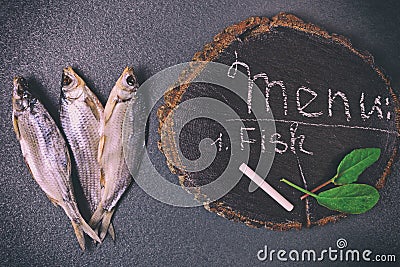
left=12, top=76, right=100, bottom=250
left=66, top=104, right=99, bottom=207
left=22, top=111, right=69, bottom=199
left=101, top=100, right=132, bottom=210
left=89, top=67, right=139, bottom=241
left=60, top=67, right=103, bottom=215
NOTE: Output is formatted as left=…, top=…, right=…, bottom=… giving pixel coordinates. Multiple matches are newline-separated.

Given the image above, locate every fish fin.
left=89, top=205, right=115, bottom=241
left=13, top=115, right=20, bottom=140
left=71, top=220, right=86, bottom=250
left=93, top=224, right=100, bottom=245
left=79, top=217, right=101, bottom=243
left=99, top=209, right=115, bottom=241
left=104, top=98, right=117, bottom=122
left=46, top=195, right=59, bottom=207
left=70, top=216, right=101, bottom=250
left=108, top=222, right=115, bottom=241
left=65, top=146, right=72, bottom=176
left=84, top=95, right=102, bottom=121
left=98, top=135, right=105, bottom=163
left=22, top=156, right=36, bottom=179
left=100, top=168, right=105, bottom=188
left=89, top=204, right=105, bottom=229
left=63, top=204, right=101, bottom=249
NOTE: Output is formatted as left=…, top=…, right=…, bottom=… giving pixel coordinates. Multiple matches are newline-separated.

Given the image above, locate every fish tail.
left=71, top=220, right=86, bottom=250
left=108, top=222, right=115, bottom=240
left=70, top=216, right=101, bottom=250
left=92, top=224, right=100, bottom=245
left=80, top=217, right=102, bottom=243
left=92, top=222, right=115, bottom=244
left=99, top=209, right=115, bottom=241
left=89, top=204, right=105, bottom=229
left=89, top=204, right=115, bottom=241
left=63, top=203, right=101, bottom=250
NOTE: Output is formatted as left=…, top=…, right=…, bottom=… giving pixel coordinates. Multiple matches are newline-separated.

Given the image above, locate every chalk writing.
left=270, top=133, right=288, bottom=154
left=227, top=51, right=393, bottom=122
left=241, top=123, right=313, bottom=155
left=240, top=127, right=256, bottom=150
left=296, top=86, right=323, bottom=118
left=224, top=52, right=397, bottom=160
left=386, top=97, right=391, bottom=120
left=228, top=51, right=288, bottom=115
left=261, top=129, right=266, bottom=153
left=360, top=93, right=385, bottom=120
left=328, top=89, right=351, bottom=122
left=254, top=73, right=288, bottom=116
left=290, top=122, right=313, bottom=155
left=210, top=133, right=224, bottom=152
left=228, top=118, right=399, bottom=135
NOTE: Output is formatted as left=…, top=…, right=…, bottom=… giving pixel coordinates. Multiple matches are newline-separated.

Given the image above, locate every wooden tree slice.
left=157, top=13, right=399, bottom=230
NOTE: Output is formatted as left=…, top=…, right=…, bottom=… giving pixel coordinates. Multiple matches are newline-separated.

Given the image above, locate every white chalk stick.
left=239, top=163, right=294, bottom=212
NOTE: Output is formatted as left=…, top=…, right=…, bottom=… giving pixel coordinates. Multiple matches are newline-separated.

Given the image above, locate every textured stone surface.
left=1, top=0, right=399, bottom=266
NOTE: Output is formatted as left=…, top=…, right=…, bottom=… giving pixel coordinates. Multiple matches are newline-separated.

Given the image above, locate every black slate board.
left=158, top=13, right=399, bottom=229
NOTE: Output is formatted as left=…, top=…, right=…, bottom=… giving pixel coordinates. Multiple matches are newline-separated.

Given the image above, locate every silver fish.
left=12, top=77, right=100, bottom=250
left=59, top=67, right=115, bottom=239
left=90, top=67, right=138, bottom=240
left=60, top=67, right=103, bottom=214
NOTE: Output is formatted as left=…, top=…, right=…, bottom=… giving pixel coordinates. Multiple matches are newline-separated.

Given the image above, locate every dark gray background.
left=1, top=0, right=399, bottom=266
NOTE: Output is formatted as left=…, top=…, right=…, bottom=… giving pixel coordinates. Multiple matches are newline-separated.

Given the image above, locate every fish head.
left=12, top=76, right=33, bottom=112
left=61, top=67, right=85, bottom=101
left=116, top=67, right=139, bottom=101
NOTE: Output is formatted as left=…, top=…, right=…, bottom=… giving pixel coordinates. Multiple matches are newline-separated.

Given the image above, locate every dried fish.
left=60, top=67, right=103, bottom=213
left=59, top=67, right=115, bottom=239
left=12, top=77, right=100, bottom=250
left=90, top=67, right=139, bottom=240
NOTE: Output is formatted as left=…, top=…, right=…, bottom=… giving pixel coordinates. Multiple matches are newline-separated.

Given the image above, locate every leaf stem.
left=280, top=179, right=318, bottom=198
left=300, top=177, right=335, bottom=200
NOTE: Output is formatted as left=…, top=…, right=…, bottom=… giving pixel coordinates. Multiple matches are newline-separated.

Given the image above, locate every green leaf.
left=333, top=148, right=381, bottom=185
left=280, top=179, right=380, bottom=214
left=317, top=184, right=380, bottom=214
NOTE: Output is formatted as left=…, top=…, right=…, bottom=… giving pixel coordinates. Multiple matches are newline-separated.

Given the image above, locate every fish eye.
left=62, top=73, right=73, bottom=87
left=16, top=98, right=29, bottom=111
left=126, top=75, right=136, bottom=86
left=17, top=87, right=25, bottom=96
left=18, top=77, right=27, bottom=87
left=16, top=77, right=28, bottom=95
